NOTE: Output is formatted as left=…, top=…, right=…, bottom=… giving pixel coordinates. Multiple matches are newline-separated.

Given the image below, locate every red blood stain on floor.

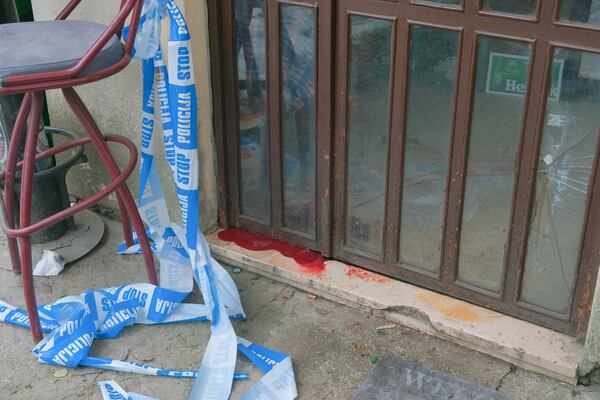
left=345, top=266, right=389, bottom=283
left=217, top=227, right=325, bottom=274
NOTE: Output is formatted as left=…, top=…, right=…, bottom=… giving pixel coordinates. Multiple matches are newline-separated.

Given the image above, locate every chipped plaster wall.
left=30, top=0, right=218, bottom=230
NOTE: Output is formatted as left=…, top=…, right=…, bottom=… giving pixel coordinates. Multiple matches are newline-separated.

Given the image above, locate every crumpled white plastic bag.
left=33, top=250, right=65, bottom=276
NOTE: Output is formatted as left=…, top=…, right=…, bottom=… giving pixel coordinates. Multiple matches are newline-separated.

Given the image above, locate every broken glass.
left=520, top=48, right=600, bottom=315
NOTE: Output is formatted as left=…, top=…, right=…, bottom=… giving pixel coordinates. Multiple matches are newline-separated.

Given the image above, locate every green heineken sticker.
left=486, top=52, right=564, bottom=101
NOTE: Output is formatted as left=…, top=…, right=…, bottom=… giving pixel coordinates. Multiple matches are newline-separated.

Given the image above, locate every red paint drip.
left=218, top=227, right=325, bottom=273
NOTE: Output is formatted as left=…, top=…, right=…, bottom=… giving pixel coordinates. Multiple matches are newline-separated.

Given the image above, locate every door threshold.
left=207, top=229, right=584, bottom=385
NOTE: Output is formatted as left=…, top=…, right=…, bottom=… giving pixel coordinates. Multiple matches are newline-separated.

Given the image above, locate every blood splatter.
left=345, top=266, right=389, bottom=283
left=217, top=227, right=325, bottom=273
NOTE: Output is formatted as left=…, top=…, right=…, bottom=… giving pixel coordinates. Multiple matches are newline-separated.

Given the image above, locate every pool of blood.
left=217, top=227, right=326, bottom=273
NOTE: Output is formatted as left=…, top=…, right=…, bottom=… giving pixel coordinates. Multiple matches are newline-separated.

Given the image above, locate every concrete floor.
left=0, top=217, right=599, bottom=399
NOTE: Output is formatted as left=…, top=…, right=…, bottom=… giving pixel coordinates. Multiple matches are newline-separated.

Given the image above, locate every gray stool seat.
left=0, top=20, right=124, bottom=84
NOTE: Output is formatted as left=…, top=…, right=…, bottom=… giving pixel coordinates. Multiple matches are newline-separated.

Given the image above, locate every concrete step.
left=207, top=230, right=583, bottom=385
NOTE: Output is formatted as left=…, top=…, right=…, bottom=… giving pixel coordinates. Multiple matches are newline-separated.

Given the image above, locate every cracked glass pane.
left=520, top=48, right=600, bottom=315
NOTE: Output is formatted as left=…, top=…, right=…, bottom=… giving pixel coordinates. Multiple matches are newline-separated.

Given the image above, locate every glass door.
left=220, top=0, right=333, bottom=253
left=215, top=0, right=600, bottom=335
left=332, top=0, right=600, bottom=335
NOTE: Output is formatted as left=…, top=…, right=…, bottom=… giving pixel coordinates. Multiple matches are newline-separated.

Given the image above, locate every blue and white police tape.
left=0, top=299, right=59, bottom=333
left=81, top=357, right=249, bottom=381
left=0, top=284, right=242, bottom=360
left=99, top=380, right=157, bottom=400
left=97, top=337, right=297, bottom=400
left=127, top=2, right=298, bottom=398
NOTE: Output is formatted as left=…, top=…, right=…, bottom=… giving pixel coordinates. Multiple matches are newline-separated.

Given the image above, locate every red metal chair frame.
left=0, top=0, right=157, bottom=342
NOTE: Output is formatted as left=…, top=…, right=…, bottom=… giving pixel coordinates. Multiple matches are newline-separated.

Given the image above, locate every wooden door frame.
left=208, top=0, right=334, bottom=255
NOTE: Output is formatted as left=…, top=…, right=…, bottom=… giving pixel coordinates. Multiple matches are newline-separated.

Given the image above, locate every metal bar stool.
left=0, top=0, right=157, bottom=342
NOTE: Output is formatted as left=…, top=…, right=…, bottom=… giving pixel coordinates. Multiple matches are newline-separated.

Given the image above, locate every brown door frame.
left=209, top=0, right=334, bottom=255
left=208, top=0, right=600, bottom=336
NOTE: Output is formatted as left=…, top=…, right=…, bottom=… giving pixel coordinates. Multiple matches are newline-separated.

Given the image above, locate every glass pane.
left=281, top=5, right=317, bottom=237
left=235, top=0, right=270, bottom=222
left=481, top=0, right=537, bottom=16
left=457, top=38, right=532, bottom=293
left=399, top=26, right=459, bottom=274
left=418, top=0, right=460, bottom=6
left=520, top=49, right=600, bottom=315
left=559, top=0, right=600, bottom=27
left=345, top=16, right=393, bottom=257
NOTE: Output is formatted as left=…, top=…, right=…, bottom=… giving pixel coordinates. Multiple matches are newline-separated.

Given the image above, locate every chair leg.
left=62, top=88, right=157, bottom=285
left=116, top=192, right=134, bottom=248
left=18, top=92, right=44, bottom=343
left=4, top=94, right=32, bottom=273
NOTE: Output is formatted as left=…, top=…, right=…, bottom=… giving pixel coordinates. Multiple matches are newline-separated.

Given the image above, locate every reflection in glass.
left=399, top=26, right=459, bottom=274
left=520, top=49, right=600, bottom=315
left=457, top=37, right=532, bottom=293
left=235, top=0, right=270, bottom=222
left=560, top=0, right=600, bottom=26
left=345, top=16, right=393, bottom=257
left=481, top=0, right=537, bottom=15
left=281, top=5, right=317, bottom=237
